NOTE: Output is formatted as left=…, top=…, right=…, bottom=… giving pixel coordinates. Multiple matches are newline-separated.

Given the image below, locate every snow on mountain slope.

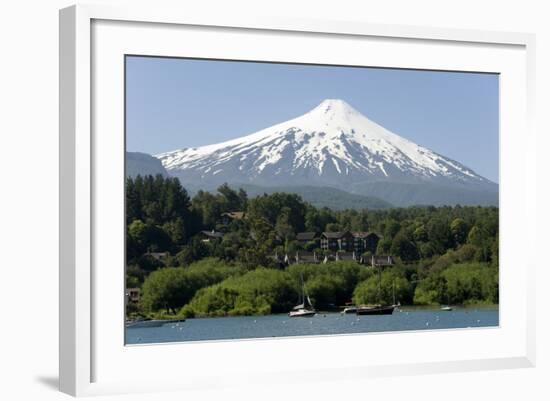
left=156, top=99, right=494, bottom=190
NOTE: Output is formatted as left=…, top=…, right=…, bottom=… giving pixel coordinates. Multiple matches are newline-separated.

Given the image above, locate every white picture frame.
left=59, top=3, right=536, bottom=397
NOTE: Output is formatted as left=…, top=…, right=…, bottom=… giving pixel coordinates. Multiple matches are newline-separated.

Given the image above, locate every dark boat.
left=355, top=263, right=397, bottom=315
left=356, top=304, right=395, bottom=315
left=125, top=318, right=186, bottom=328
left=342, top=306, right=358, bottom=314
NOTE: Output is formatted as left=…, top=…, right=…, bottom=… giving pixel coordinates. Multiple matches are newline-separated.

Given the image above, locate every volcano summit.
left=156, top=99, right=498, bottom=207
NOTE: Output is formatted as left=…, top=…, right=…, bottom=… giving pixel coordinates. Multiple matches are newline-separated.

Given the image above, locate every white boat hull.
left=288, top=309, right=316, bottom=317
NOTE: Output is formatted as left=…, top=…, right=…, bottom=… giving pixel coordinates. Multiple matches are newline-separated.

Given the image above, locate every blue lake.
left=126, top=307, right=499, bottom=344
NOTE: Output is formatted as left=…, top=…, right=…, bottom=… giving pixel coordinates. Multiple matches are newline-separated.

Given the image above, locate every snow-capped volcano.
left=156, top=99, right=494, bottom=195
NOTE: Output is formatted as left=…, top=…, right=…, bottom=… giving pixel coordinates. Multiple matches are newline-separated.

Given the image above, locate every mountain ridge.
left=153, top=99, right=497, bottom=206
left=126, top=151, right=168, bottom=178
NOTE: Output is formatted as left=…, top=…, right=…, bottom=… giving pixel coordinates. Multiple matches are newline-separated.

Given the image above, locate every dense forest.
left=126, top=175, right=499, bottom=319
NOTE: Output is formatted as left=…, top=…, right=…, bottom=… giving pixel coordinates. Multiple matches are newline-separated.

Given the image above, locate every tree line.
left=126, top=175, right=498, bottom=317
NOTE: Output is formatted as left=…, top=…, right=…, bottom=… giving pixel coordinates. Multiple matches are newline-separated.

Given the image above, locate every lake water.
left=126, top=307, right=499, bottom=344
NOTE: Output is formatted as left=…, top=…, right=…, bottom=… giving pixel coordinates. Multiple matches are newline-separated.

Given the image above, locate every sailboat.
left=440, top=294, right=453, bottom=311
left=356, top=304, right=395, bottom=315
left=356, top=267, right=396, bottom=316
left=289, top=274, right=316, bottom=318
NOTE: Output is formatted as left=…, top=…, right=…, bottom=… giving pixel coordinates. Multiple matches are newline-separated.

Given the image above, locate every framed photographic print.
left=59, top=4, right=536, bottom=397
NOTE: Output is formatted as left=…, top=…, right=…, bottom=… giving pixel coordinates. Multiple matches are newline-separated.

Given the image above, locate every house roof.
left=145, top=251, right=169, bottom=258
left=296, top=232, right=319, bottom=241
left=221, top=211, right=245, bottom=220
left=352, top=232, right=380, bottom=239
left=322, top=231, right=352, bottom=239
left=200, top=230, right=224, bottom=239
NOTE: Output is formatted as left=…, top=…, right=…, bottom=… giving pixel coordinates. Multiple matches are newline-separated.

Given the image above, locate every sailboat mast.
left=392, top=278, right=396, bottom=306
left=377, top=265, right=382, bottom=302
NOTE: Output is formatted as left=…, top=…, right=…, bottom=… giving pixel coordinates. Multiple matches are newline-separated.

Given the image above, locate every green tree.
left=140, top=259, right=244, bottom=314
left=413, top=225, right=428, bottom=242
left=450, top=218, right=469, bottom=246
left=162, top=217, right=186, bottom=246
left=467, top=226, right=484, bottom=246
left=182, top=268, right=296, bottom=317
left=353, top=271, right=412, bottom=305
left=383, top=219, right=401, bottom=240
left=217, top=183, right=245, bottom=211
left=390, top=231, right=419, bottom=262
left=127, top=219, right=173, bottom=254
left=426, top=217, right=452, bottom=254
left=176, top=237, right=210, bottom=266
left=140, top=268, right=192, bottom=314
left=376, top=238, right=392, bottom=254
left=192, top=190, right=222, bottom=228
left=325, top=223, right=341, bottom=232
left=275, top=207, right=296, bottom=242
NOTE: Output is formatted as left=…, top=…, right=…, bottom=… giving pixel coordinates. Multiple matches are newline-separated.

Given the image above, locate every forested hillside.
left=126, top=175, right=498, bottom=318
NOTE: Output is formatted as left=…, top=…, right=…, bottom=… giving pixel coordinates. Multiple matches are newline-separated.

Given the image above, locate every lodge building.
left=316, top=231, right=381, bottom=254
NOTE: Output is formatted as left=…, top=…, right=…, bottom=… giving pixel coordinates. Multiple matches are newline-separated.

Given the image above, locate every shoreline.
left=129, top=304, right=499, bottom=323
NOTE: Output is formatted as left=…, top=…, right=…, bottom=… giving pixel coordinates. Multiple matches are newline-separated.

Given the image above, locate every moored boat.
left=356, top=304, right=395, bottom=315
left=289, top=274, right=316, bottom=318
left=126, top=318, right=186, bottom=328
left=289, top=308, right=316, bottom=317
left=354, top=264, right=397, bottom=316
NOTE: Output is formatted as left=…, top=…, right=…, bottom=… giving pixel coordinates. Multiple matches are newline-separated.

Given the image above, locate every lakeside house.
left=220, top=211, right=245, bottom=225
left=125, top=287, right=140, bottom=303
left=320, top=231, right=354, bottom=251
left=318, top=231, right=381, bottom=253
left=144, top=251, right=170, bottom=262
left=197, top=230, right=224, bottom=243
left=296, top=232, right=320, bottom=247
left=352, top=232, right=381, bottom=254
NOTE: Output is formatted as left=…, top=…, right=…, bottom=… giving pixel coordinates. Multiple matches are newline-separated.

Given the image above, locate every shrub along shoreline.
left=133, top=253, right=498, bottom=320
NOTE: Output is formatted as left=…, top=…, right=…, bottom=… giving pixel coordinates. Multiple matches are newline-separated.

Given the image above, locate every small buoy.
left=426, top=322, right=430, bottom=326
left=476, top=319, right=481, bottom=323
left=323, top=314, right=327, bottom=318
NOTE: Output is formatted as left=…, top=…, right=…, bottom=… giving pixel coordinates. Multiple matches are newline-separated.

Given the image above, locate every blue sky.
left=126, top=56, right=499, bottom=182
